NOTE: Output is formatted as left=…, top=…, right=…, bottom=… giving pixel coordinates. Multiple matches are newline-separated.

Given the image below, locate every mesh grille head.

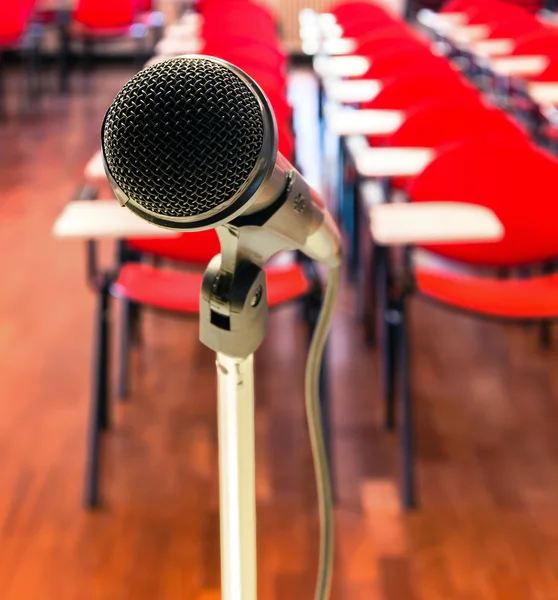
left=102, top=56, right=273, bottom=227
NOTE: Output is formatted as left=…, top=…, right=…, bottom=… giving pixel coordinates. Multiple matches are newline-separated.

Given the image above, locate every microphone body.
left=101, top=55, right=341, bottom=267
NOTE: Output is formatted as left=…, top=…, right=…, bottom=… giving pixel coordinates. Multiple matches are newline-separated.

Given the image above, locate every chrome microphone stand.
left=199, top=229, right=272, bottom=600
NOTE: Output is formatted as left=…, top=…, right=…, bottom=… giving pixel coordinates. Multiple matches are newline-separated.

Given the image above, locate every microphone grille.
left=102, top=57, right=266, bottom=221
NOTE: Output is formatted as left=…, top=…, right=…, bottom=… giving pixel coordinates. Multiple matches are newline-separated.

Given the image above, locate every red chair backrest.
left=511, top=29, right=558, bottom=56
left=362, top=47, right=451, bottom=80
left=340, top=14, right=399, bottom=38
left=73, top=0, right=136, bottom=28
left=362, top=73, right=474, bottom=110
left=441, top=0, right=477, bottom=11
left=487, top=15, right=543, bottom=40
left=354, top=26, right=423, bottom=56
left=233, top=66, right=286, bottom=95
left=212, top=48, right=286, bottom=81
left=329, top=1, right=391, bottom=22
left=202, top=1, right=277, bottom=28
left=466, top=2, right=522, bottom=24
left=388, top=102, right=526, bottom=147
left=409, top=138, right=558, bottom=266
left=203, top=17, right=277, bottom=39
left=0, top=0, right=35, bottom=38
left=462, top=0, right=505, bottom=21
left=203, top=38, right=285, bottom=69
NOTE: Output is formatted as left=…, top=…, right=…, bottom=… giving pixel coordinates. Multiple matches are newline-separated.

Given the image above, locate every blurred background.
left=3, top=0, right=558, bottom=598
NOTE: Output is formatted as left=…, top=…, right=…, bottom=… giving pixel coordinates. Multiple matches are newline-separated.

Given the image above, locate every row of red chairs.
left=323, top=0, right=558, bottom=509
left=441, top=0, right=558, bottom=81
left=2, top=0, right=158, bottom=36
left=80, top=0, right=326, bottom=509
left=0, top=1, right=163, bottom=112
left=436, top=0, right=558, bottom=138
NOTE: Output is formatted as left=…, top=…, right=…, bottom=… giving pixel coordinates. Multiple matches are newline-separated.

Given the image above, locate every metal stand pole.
left=200, top=238, right=270, bottom=600
left=216, top=353, right=257, bottom=600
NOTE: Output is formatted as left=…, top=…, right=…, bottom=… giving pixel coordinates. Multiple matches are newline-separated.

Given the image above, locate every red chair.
left=0, top=0, right=42, bottom=117
left=329, top=1, right=392, bottom=22
left=204, top=41, right=285, bottom=73
left=361, top=73, right=477, bottom=110
left=202, top=1, right=278, bottom=32
left=379, top=138, right=558, bottom=508
left=441, top=0, right=478, bottom=10
left=214, top=48, right=287, bottom=83
left=510, top=29, right=558, bottom=56
left=353, top=26, right=424, bottom=56
left=486, top=15, right=543, bottom=40
left=359, top=47, right=454, bottom=81
left=339, top=15, right=400, bottom=39
left=386, top=101, right=528, bottom=189
left=83, top=243, right=323, bottom=507
left=68, top=0, right=148, bottom=82
left=466, top=2, right=523, bottom=24
left=389, top=100, right=526, bottom=151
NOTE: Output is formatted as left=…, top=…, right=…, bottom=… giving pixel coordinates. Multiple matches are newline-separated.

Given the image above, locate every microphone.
left=101, top=55, right=341, bottom=268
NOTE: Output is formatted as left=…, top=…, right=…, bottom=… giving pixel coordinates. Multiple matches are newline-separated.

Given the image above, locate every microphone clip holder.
left=200, top=253, right=268, bottom=360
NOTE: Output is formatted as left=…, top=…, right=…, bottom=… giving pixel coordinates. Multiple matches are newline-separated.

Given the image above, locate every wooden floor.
left=2, top=64, right=558, bottom=599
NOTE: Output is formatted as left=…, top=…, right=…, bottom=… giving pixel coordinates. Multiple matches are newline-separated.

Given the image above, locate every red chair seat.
left=417, top=268, right=558, bottom=319
left=126, top=230, right=220, bottom=265
left=112, top=262, right=311, bottom=313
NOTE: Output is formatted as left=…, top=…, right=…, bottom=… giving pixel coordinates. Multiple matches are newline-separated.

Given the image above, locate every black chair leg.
left=377, top=245, right=398, bottom=430
left=363, top=240, right=379, bottom=347
left=117, top=298, right=132, bottom=400
left=384, top=314, right=398, bottom=431
left=84, top=279, right=111, bottom=509
left=0, top=52, right=6, bottom=120
left=129, top=300, right=142, bottom=346
left=58, top=15, right=71, bottom=94
left=349, top=174, right=360, bottom=282
left=22, top=38, right=41, bottom=115
left=83, top=38, right=93, bottom=89
left=397, top=297, right=416, bottom=510
left=539, top=321, right=552, bottom=349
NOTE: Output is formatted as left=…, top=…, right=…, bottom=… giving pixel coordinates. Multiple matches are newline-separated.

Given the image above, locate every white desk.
left=85, top=151, right=105, bottom=182
left=178, top=13, right=203, bottom=27
left=314, top=55, right=370, bottom=78
left=322, top=38, right=357, bottom=56
left=327, top=107, right=404, bottom=136
left=472, top=38, right=514, bottom=58
left=446, top=24, right=489, bottom=45
left=489, top=55, right=548, bottom=78
left=416, top=9, right=468, bottom=34
left=53, top=200, right=179, bottom=239
left=324, top=79, right=382, bottom=104
left=352, top=147, right=435, bottom=178
left=155, top=38, right=204, bottom=56
left=165, top=23, right=201, bottom=41
left=369, top=202, right=504, bottom=245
